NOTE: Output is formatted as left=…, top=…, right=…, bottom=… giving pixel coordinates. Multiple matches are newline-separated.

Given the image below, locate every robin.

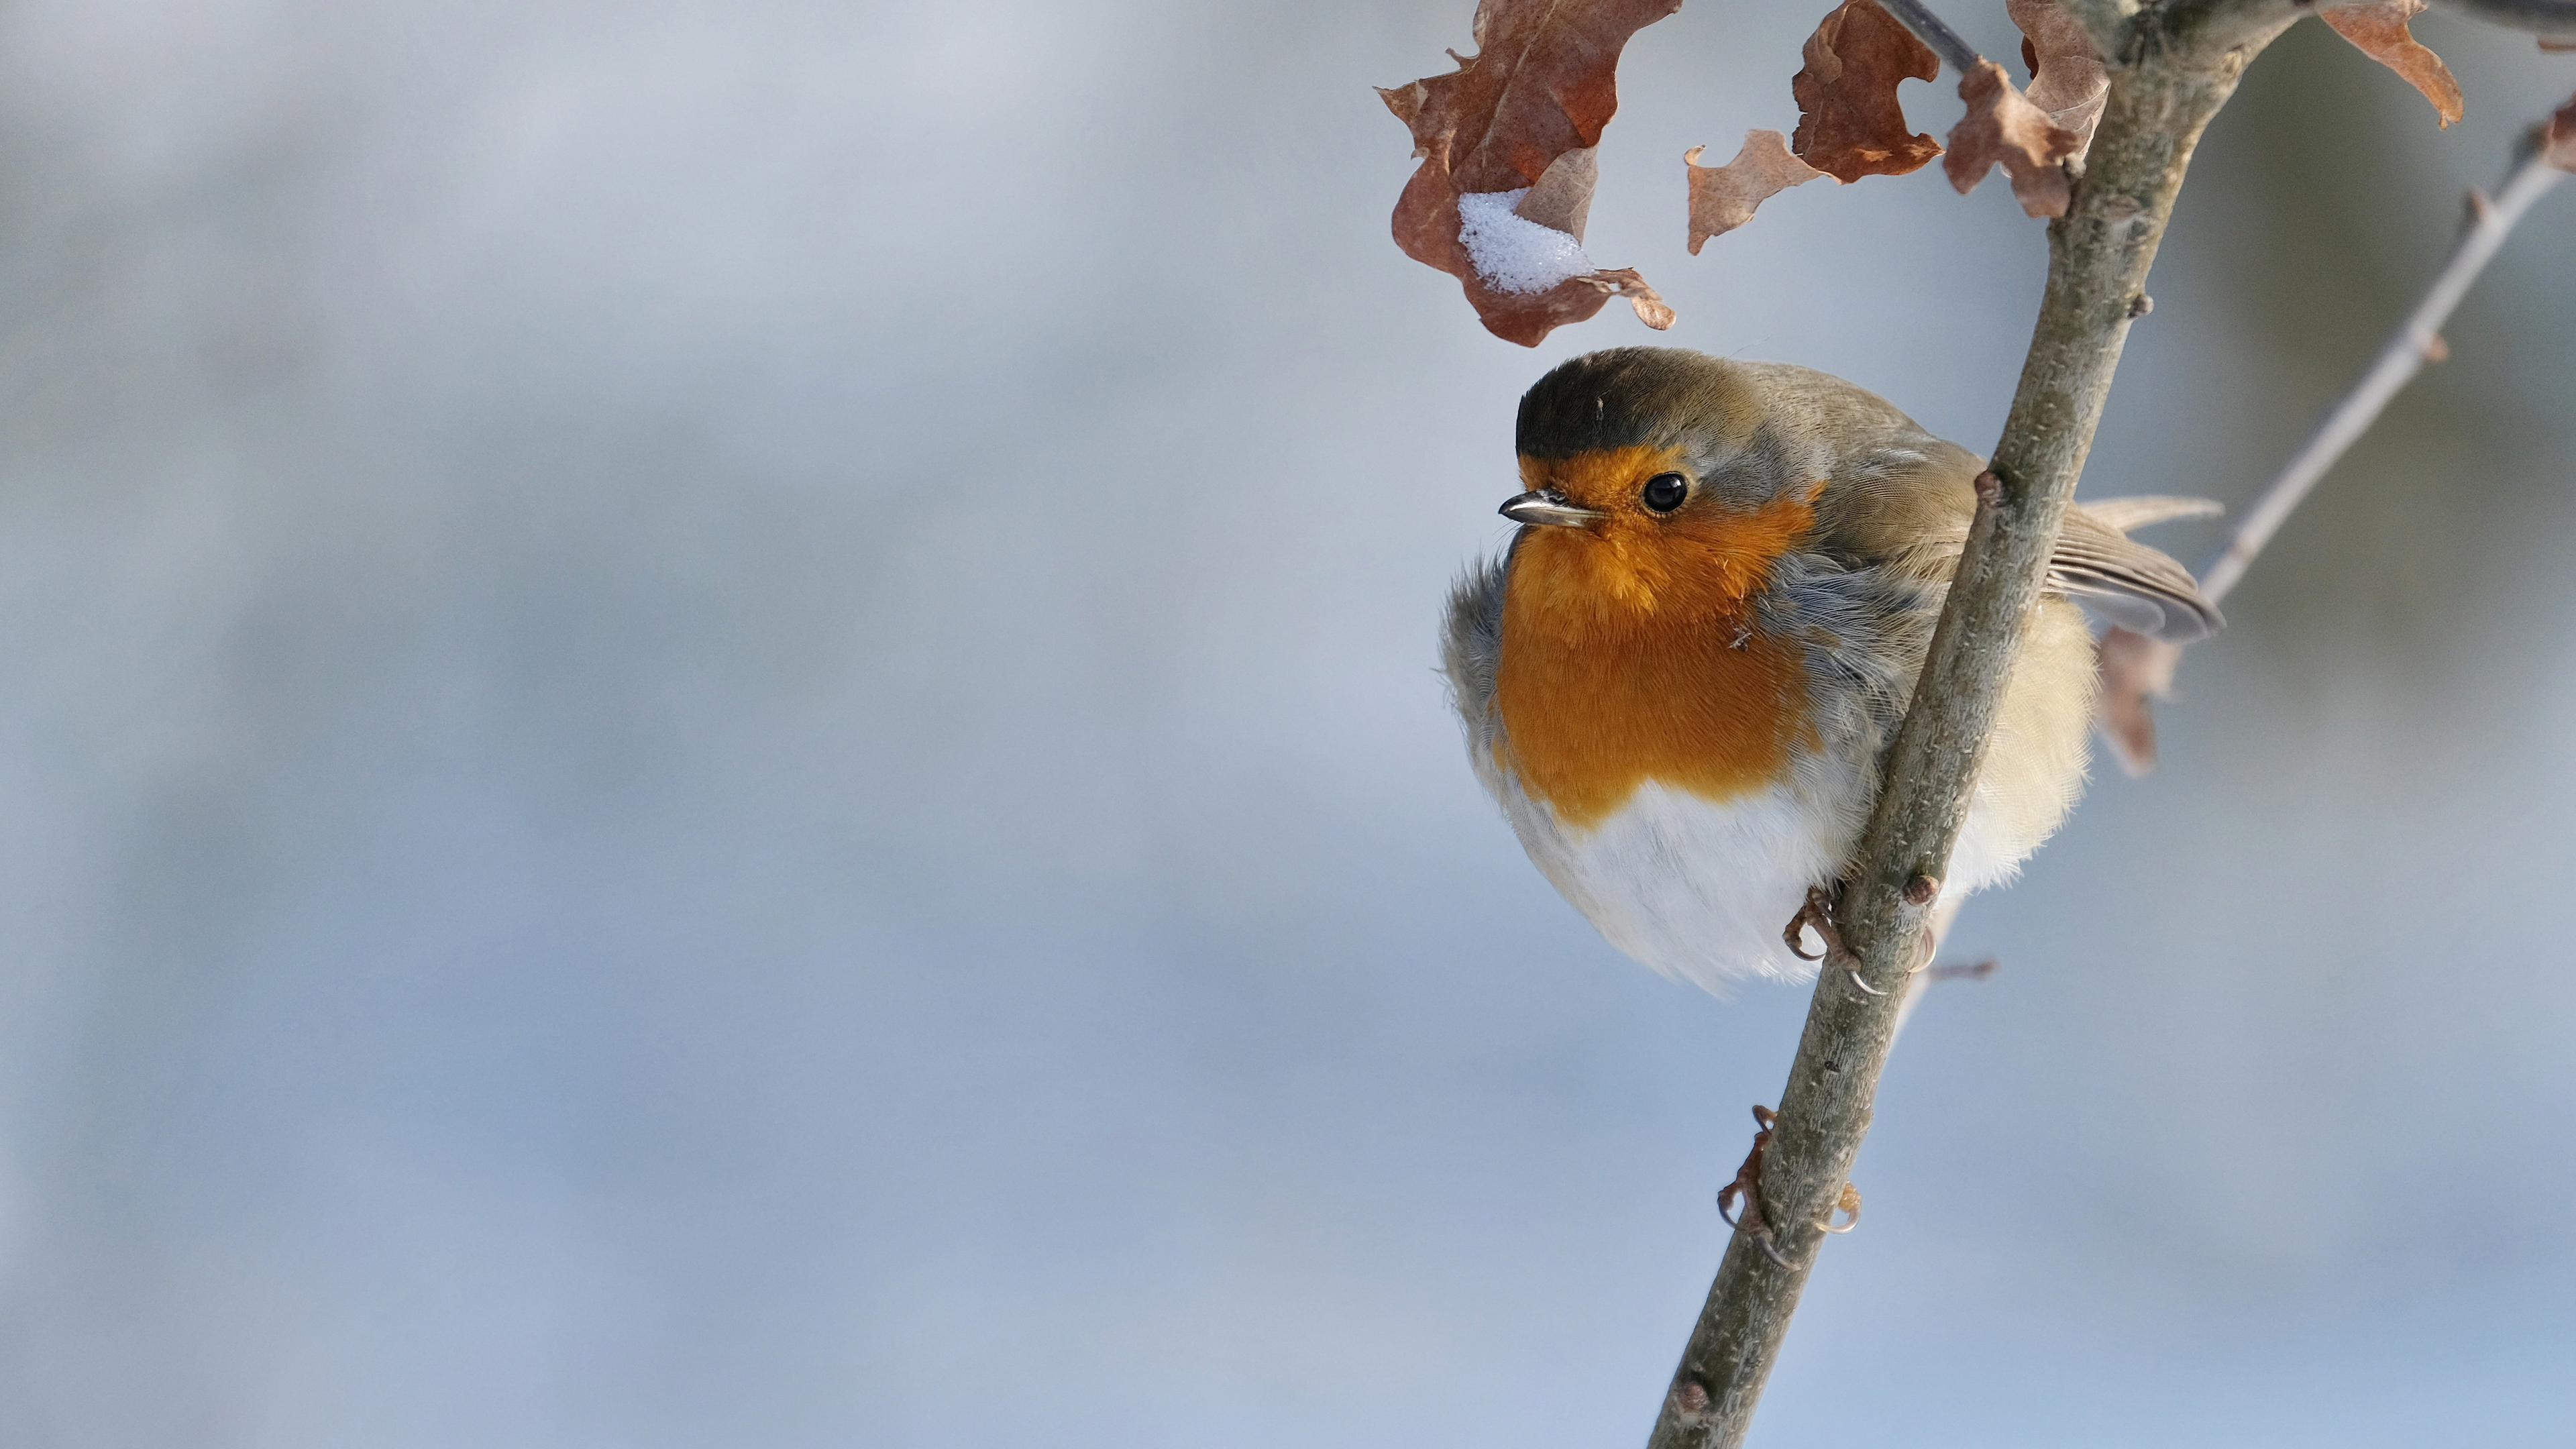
left=1442, top=347, right=2218, bottom=990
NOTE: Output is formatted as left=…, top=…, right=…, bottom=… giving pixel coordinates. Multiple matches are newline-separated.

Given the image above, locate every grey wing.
left=2051, top=498, right=2224, bottom=644
left=1440, top=555, right=1509, bottom=763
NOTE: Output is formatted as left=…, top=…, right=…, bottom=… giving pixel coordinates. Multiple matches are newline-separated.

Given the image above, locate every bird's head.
left=1500, top=347, right=1874, bottom=635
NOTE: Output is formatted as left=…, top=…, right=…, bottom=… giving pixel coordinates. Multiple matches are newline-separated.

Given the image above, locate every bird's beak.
left=1499, top=488, right=1606, bottom=528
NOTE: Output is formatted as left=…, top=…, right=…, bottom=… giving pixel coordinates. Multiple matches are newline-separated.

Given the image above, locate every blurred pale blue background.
left=0, top=2, right=2569, bottom=1445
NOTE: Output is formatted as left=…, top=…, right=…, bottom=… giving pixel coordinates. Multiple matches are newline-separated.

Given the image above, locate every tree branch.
left=2096, top=104, right=2569, bottom=773
left=2157, top=0, right=2310, bottom=56
left=2055, top=0, right=2144, bottom=63
left=1640, top=13, right=2300, bottom=1449
left=1876, top=0, right=1984, bottom=74
left=2200, top=139, right=2567, bottom=603
left=2427, top=0, right=2576, bottom=38
left=1878, top=0, right=2146, bottom=66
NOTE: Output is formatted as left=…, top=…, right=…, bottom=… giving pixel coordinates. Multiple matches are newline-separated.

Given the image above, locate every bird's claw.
left=1786, top=884, right=1913, bottom=998
left=1785, top=887, right=1891, bottom=998
left=1782, top=885, right=1849, bottom=963
left=1814, top=1181, right=1862, bottom=1234
left=1716, top=1106, right=1792, bottom=1266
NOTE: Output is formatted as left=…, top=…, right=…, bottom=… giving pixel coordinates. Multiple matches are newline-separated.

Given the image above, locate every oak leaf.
left=2319, top=1, right=2464, bottom=127
left=1684, top=131, right=1833, bottom=253
left=2006, top=0, right=2109, bottom=160
left=1943, top=59, right=2079, bottom=218
left=2094, top=625, right=2182, bottom=776
left=1790, top=0, right=1942, bottom=182
left=1379, top=0, right=1683, bottom=346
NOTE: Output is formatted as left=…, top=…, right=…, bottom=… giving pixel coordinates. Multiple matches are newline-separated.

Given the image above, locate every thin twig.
left=2199, top=140, right=2567, bottom=604
left=1876, top=0, right=1983, bottom=75
left=2427, top=0, right=2576, bottom=38
left=2098, top=109, right=2569, bottom=775
left=2161, top=0, right=2316, bottom=53
left=1641, top=11, right=2302, bottom=1448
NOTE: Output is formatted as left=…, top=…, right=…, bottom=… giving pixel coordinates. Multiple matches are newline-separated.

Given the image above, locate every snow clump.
left=1456, top=189, right=1594, bottom=295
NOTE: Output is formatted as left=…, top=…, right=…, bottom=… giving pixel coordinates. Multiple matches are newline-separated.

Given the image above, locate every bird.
left=1442, top=347, right=2218, bottom=991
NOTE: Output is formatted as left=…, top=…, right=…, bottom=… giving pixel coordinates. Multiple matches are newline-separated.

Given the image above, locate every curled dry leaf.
left=1585, top=268, right=1676, bottom=329
left=1379, top=0, right=1682, bottom=346
left=2549, top=91, right=2576, bottom=172
left=1944, top=59, right=2079, bottom=217
left=1790, top=0, right=1942, bottom=183
left=2006, top=0, right=2109, bottom=160
left=1685, top=131, right=1834, bottom=252
left=2320, top=1, right=2464, bottom=127
left=2095, top=625, right=2184, bottom=777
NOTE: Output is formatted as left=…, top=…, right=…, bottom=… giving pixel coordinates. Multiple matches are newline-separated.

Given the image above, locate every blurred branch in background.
left=2428, top=0, right=2576, bottom=40
left=2097, top=93, right=2576, bottom=775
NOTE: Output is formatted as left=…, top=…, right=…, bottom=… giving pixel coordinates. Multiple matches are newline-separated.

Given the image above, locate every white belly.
left=1483, top=761, right=2035, bottom=994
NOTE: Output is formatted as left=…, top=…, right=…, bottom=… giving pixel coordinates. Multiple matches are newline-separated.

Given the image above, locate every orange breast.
left=1493, top=488, right=1819, bottom=830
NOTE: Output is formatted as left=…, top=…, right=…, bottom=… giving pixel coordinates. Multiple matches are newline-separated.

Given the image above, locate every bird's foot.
left=1781, top=884, right=1850, bottom=964
left=1716, top=1106, right=1792, bottom=1267
left=1815, top=1181, right=1862, bottom=1234
left=1786, top=885, right=1890, bottom=996
left=1717, top=1106, right=1864, bottom=1256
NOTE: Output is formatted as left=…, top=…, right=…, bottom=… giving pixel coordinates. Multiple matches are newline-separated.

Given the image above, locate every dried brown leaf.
left=1515, top=146, right=1599, bottom=237
left=1379, top=0, right=1683, bottom=346
left=1790, top=0, right=1942, bottom=182
left=1586, top=268, right=1676, bottom=329
left=1684, top=131, right=1834, bottom=253
left=2006, top=0, right=2109, bottom=159
left=2095, top=626, right=2183, bottom=777
left=2550, top=91, right=2576, bottom=173
left=1943, top=59, right=2078, bottom=217
left=2320, top=1, right=2465, bottom=127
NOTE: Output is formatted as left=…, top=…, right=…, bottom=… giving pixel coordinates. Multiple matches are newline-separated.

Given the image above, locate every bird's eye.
left=1640, top=472, right=1688, bottom=513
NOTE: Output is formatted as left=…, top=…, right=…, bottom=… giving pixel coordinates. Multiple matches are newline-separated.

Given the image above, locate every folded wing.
left=2049, top=496, right=2223, bottom=644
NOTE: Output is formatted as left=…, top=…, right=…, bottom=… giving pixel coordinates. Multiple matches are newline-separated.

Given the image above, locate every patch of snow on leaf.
left=1456, top=190, right=1593, bottom=294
